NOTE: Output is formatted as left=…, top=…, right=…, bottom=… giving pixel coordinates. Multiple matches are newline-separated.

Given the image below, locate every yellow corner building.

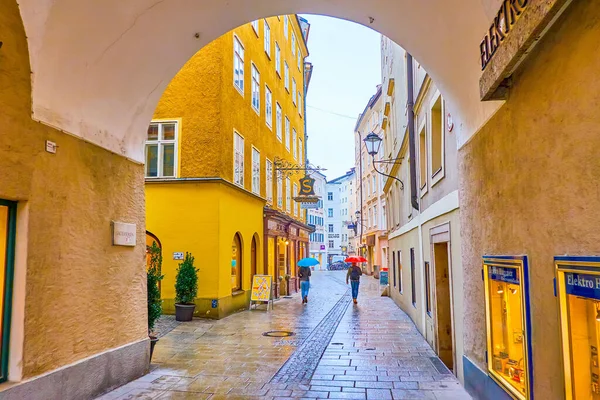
left=145, top=15, right=313, bottom=318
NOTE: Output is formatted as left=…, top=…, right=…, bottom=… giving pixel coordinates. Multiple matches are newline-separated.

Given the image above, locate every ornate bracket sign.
left=480, top=0, right=574, bottom=100
left=298, top=175, right=315, bottom=196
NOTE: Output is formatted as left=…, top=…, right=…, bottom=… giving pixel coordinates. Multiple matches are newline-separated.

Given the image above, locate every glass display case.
left=483, top=256, right=533, bottom=400
left=556, top=256, right=600, bottom=400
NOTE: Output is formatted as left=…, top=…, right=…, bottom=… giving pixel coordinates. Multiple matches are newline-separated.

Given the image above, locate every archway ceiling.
left=17, top=0, right=503, bottom=162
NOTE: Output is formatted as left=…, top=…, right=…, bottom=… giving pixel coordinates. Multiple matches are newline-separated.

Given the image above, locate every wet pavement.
left=96, top=271, right=471, bottom=399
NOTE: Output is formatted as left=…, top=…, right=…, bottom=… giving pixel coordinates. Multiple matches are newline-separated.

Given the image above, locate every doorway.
left=430, top=223, right=455, bottom=372
left=0, top=200, right=16, bottom=382
left=251, top=236, right=257, bottom=282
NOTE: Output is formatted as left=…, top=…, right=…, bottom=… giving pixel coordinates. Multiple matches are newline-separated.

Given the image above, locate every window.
left=419, top=124, right=427, bottom=190
left=298, top=92, right=302, bottom=116
left=284, top=62, right=289, bottom=91
left=392, top=250, right=397, bottom=288
left=251, top=147, right=260, bottom=195
left=292, top=78, right=297, bottom=105
left=397, top=251, right=402, bottom=292
left=292, top=129, right=297, bottom=159
left=145, top=121, right=177, bottom=178
left=286, top=177, right=291, bottom=213
left=425, top=261, right=431, bottom=315
left=265, top=86, right=272, bottom=128
left=373, top=205, right=378, bottom=227
left=251, top=64, right=260, bottom=113
left=231, top=233, right=242, bottom=292
left=298, top=139, right=303, bottom=165
left=328, top=224, right=334, bottom=233
left=328, top=240, right=334, bottom=249
left=410, top=248, right=416, bottom=306
left=372, top=175, right=376, bottom=194
left=431, top=95, right=444, bottom=179
left=293, top=183, right=298, bottom=216
left=275, top=42, right=281, bottom=75
left=266, top=159, right=273, bottom=204
left=264, top=20, right=271, bottom=56
left=291, top=32, right=296, bottom=55
left=233, top=131, right=244, bottom=186
left=328, top=208, right=333, bottom=218
left=233, top=36, right=244, bottom=93
left=327, top=192, right=333, bottom=201
left=297, top=48, right=302, bottom=70
left=368, top=208, right=372, bottom=228
left=277, top=172, right=283, bottom=209
left=382, top=205, right=387, bottom=230
left=285, top=117, right=290, bottom=150
left=276, top=103, right=282, bottom=141
left=283, top=15, right=288, bottom=39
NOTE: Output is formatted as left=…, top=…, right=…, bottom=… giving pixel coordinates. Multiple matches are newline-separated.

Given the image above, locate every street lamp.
left=363, top=132, right=404, bottom=190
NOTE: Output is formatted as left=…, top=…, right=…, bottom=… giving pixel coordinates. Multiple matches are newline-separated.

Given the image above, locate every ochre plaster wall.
left=0, top=1, right=146, bottom=379
left=459, top=1, right=600, bottom=397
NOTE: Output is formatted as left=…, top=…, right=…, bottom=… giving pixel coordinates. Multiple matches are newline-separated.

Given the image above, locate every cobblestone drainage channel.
left=263, top=331, right=296, bottom=337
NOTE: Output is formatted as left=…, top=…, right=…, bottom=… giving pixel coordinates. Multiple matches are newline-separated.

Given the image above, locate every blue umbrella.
left=298, top=257, right=320, bottom=267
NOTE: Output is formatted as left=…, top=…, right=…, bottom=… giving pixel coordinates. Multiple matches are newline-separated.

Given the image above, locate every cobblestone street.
left=97, top=271, right=471, bottom=399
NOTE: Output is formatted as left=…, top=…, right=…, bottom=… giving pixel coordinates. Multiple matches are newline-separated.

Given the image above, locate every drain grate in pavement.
left=283, top=296, right=293, bottom=299
left=365, top=347, right=376, bottom=351
left=331, top=343, right=344, bottom=345
left=270, top=289, right=352, bottom=384
left=263, top=331, right=296, bottom=337
left=430, top=357, right=453, bottom=375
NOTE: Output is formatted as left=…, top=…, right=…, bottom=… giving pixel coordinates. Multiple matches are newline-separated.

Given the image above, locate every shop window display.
left=483, top=256, right=533, bottom=400
left=556, top=256, right=600, bottom=400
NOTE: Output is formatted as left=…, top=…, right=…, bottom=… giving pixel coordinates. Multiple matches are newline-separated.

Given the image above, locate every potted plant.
left=147, top=241, right=163, bottom=362
left=175, top=252, right=198, bottom=322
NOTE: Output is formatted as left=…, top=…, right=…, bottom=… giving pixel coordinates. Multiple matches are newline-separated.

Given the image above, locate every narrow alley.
left=98, top=272, right=470, bottom=400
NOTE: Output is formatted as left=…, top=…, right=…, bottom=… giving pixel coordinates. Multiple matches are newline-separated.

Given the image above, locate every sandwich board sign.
left=249, top=275, right=274, bottom=311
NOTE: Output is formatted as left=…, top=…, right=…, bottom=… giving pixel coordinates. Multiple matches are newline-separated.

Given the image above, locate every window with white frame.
left=276, top=103, right=282, bottom=141
left=286, top=177, right=291, bottom=213
left=328, top=240, right=334, bottom=249
left=266, top=159, right=273, bottom=204
left=327, top=192, right=333, bottom=201
left=265, top=86, right=272, bottom=128
left=251, top=64, right=260, bottom=113
left=284, top=62, right=289, bottom=91
left=277, top=172, right=283, bottom=209
left=328, top=208, right=333, bottom=217
left=233, top=36, right=244, bottom=93
left=328, top=224, right=334, bottom=233
left=298, top=139, right=303, bottom=165
left=263, top=20, right=271, bottom=57
left=292, top=129, right=297, bottom=159
left=298, top=92, right=302, bottom=116
left=145, top=121, right=178, bottom=178
left=285, top=117, right=290, bottom=150
left=297, top=48, right=301, bottom=70
left=293, top=183, right=298, bottom=216
left=252, top=147, right=260, bottom=195
left=233, top=131, right=244, bottom=186
left=251, top=20, right=259, bottom=35
left=373, top=205, right=378, bottom=227
left=284, top=15, right=288, bottom=39
left=291, top=32, right=296, bottom=55
left=372, top=175, right=376, bottom=194
left=275, top=42, right=281, bottom=75
left=292, top=79, right=297, bottom=105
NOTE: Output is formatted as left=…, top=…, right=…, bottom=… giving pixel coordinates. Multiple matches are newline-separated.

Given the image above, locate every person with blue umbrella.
left=297, top=257, right=318, bottom=304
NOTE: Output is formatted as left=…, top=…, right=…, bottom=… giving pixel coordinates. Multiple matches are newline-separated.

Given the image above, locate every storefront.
left=264, top=208, right=312, bottom=298
left=556, top=256, right=600, bottom=399
left=0, top=200, right=16, bottom=382
left=482, top=256, right=533, bottom=400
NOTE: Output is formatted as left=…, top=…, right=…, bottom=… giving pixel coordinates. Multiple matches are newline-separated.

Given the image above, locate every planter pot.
left=149, top=336, right=159, bottom=362
left=175, top=303, right=195, bottom=321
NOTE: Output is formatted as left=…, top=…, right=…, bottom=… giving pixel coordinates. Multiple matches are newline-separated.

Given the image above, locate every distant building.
left=325, top=169, right=356, bottom=264
left=307, top=170, right=327, bottom=268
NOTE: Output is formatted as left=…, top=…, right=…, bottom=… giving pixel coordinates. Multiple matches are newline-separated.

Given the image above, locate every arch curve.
left=17, top=0, right=503, bottom=161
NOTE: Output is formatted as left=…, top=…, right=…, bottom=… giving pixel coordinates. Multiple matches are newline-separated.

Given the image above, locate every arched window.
left=232, top=233, right=243, bottom=292
left=251, top=235, right=258, bottom=282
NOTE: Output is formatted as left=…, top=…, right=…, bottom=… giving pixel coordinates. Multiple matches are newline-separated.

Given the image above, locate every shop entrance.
left=0, top=200, right=16, bottom=382
left=431, top=223, right=455, bottom=372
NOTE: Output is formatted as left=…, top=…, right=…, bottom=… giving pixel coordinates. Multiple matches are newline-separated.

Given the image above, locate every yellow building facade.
left=145, top=15, right=311, bottom=318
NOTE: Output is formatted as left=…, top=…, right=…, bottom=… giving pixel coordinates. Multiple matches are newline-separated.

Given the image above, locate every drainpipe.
left=406, top=53, right=419, bottom=211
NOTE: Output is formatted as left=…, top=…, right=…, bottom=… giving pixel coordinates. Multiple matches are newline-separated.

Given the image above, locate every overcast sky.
left=303, top=15, right=382, bottom=181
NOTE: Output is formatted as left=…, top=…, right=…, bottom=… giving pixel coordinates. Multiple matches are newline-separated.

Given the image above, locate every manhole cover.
left=263, top=331, right=296, bottom=337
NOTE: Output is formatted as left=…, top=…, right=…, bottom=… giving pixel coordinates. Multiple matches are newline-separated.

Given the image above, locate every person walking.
left=298, top=264, right=312, bottom=304
left=346, top=262, right=362, bottom=304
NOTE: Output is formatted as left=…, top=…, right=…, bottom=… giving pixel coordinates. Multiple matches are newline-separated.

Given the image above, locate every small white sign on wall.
left=112, top=221, right=136, bottom=247
left=173, top=252, right=184, bottom=260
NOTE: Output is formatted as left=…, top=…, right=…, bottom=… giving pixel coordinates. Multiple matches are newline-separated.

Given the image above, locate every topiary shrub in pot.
left=175, top=252, right=198, bottom=322
left=147, top=241, right=164, bottom=361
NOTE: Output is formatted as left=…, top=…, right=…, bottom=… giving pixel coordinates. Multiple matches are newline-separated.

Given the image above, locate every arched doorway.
left=250, top=236, right=257, bottom=284
left=231, top=233, right=243, bottom=292
left=146, top=231, right=162, bottom=294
